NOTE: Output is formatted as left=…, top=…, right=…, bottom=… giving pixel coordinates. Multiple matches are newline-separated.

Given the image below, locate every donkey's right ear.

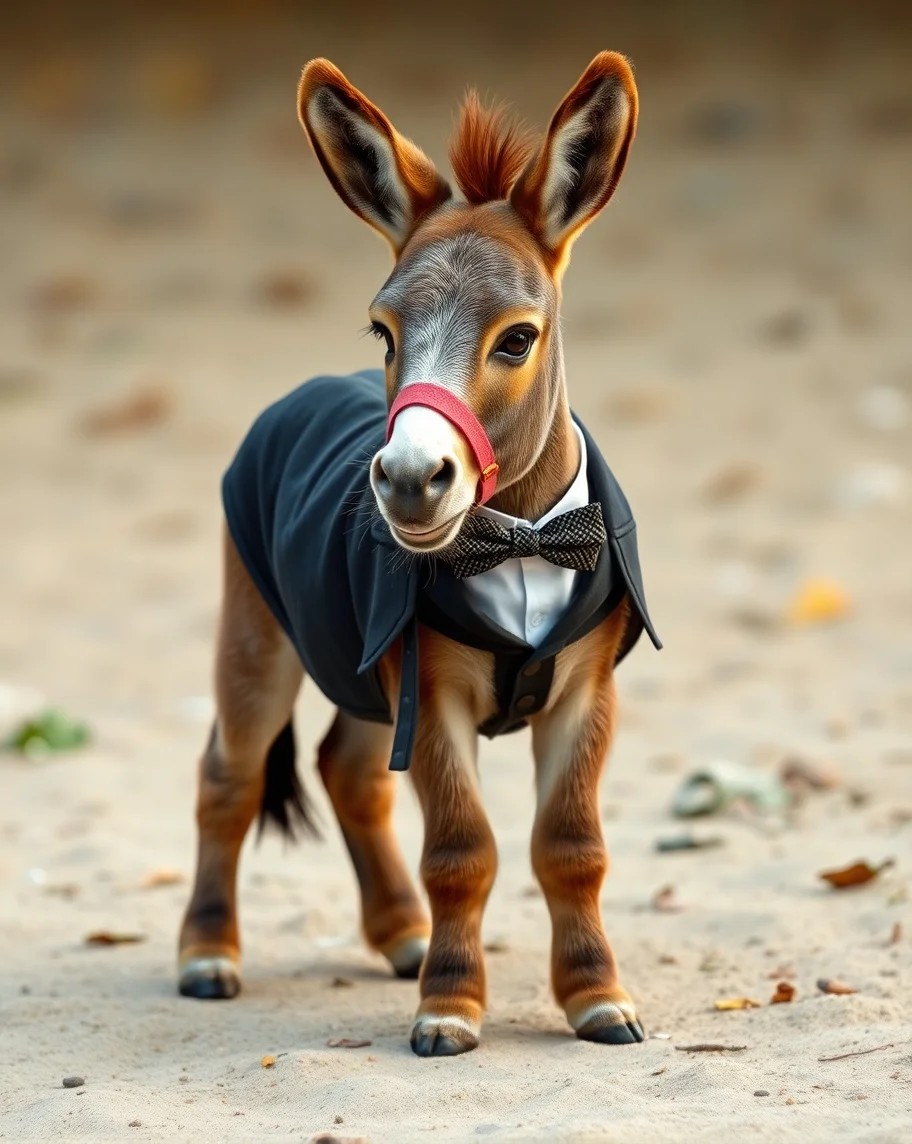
left=298, top=59, right=451, bottom=253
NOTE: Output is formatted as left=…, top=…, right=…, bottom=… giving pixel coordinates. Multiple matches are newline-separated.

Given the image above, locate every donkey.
left=178, top=51, right=660, bottom=1057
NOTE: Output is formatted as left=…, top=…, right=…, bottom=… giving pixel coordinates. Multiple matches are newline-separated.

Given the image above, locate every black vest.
left=222, top=371, right=661, bottom=770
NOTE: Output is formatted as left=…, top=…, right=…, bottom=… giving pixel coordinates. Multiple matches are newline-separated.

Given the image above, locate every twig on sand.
left=675, top=1044, right=748, bottom=1053
left=818, top=1043, right=896, bottom=1062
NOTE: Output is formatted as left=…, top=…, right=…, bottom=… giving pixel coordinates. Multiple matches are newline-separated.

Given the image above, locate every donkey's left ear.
left=299, top=58, right=451, bottom=253
left=510, top=52, right=638, bottom=264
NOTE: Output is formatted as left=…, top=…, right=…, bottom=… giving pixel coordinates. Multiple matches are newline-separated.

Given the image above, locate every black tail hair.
left=257, top=721, right=320, bottom=841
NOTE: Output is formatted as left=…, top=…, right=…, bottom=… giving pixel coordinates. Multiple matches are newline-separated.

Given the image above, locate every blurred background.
left=1, top=2, right=910, bottom=1136
left=2, top=0, right=910, bottom=721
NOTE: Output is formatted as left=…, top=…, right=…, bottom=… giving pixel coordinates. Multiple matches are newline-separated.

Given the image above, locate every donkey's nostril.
left=374, top=455, right=392, bottom=491
left=429, top=457, right=457, bottom=492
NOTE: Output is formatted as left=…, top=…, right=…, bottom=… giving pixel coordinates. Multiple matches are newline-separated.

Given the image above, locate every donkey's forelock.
left=449, top=92, right=539, bottom=205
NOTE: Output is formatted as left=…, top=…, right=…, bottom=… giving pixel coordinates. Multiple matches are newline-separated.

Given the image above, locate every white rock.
left=857, top=385, right=909, bottom=431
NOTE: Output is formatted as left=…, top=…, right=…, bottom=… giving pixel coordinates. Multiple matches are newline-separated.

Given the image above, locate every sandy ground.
left=1, top=5, right=911, bottom=1141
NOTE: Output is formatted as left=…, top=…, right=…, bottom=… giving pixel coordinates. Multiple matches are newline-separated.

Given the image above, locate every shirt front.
left=462, top=423, right=589, bottom=647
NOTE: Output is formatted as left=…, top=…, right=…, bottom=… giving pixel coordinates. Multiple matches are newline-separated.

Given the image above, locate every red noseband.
left=385, top=383, right=499, bottom=505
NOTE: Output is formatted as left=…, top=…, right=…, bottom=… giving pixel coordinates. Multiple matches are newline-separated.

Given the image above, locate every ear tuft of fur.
left=449, top=91, right=538, bottom=204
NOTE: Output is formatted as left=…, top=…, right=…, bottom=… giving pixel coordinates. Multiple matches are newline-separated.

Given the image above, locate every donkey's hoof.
left=178, top=956, right=241, bottom=1000
left=574, top=1000, right=645, bottom=1045
left=387, top=935, right=429, bottom=980
left=410, top=1016, right=479, bottom=1057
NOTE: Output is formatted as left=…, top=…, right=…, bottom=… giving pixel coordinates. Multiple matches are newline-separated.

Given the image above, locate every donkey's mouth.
left=388, top=512, right=465, bottom=552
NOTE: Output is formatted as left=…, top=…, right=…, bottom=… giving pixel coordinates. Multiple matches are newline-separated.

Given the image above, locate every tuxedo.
left=222, top=371, right=661, bottom=770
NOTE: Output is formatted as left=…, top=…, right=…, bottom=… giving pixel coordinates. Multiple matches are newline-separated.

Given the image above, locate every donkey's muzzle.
left=372, top=450, right=459, bottom=527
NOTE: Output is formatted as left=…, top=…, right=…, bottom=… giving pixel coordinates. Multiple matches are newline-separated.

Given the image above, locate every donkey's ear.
left=298, top=59, right=451, bottom=253
left=510, top=52, right=638, bottom=263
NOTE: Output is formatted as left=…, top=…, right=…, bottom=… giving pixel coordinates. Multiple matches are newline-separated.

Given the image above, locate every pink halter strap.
left=386, top=383, right=499, bottom=505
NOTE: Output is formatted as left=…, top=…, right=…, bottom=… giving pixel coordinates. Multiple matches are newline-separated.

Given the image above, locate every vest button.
left=522, top=662, right=542, bottom=678
left=516, top=694, right=537, bottom=713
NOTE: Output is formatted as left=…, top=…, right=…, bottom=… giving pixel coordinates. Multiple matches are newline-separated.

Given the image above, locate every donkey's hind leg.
left=178, top=527, right=304, bottom=999
left=318, top=713, right=430, bottom=977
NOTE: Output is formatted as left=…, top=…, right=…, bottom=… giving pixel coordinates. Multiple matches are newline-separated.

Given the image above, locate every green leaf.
left=4, top=709, right=91, bottom=755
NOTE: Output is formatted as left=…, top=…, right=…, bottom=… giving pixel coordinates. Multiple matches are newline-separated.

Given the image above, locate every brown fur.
left=449, top=91, right=537, bottom=204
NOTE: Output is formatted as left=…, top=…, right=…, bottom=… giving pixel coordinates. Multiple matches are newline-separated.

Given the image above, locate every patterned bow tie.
left=441, top=502, right=607, bottom=579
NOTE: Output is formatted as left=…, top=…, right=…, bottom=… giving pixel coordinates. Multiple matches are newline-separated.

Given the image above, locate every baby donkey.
left=178, top=50, right=660, bottom=1056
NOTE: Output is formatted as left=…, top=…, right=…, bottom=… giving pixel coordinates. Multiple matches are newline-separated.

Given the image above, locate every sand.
left=1, top=4, right=910, bottom=1141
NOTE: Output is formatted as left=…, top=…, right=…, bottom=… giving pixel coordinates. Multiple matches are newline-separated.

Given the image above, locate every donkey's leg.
left=408, top=712, right=497, bottom=1057
left=178, top=528, right=303, bottom=999
left=317, top=712, right=429, bottom=978
left=530, top=655, right=644, bottom=1044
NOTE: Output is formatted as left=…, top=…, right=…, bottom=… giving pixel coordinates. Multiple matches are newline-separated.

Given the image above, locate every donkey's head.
left=298, top=54, right=638, bottom=552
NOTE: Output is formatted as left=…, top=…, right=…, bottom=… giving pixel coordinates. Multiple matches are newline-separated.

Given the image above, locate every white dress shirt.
left=462, top=423, right=589, bottom=647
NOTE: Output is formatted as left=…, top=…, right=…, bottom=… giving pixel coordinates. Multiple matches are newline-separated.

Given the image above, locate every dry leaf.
left=80, top=384, right=173, bottom=435
left=701, top=462, right=763, bottom=504
left=141, top=867, right=184, bottom=889
left=84, top=931, right=146, bottom=946
left=260, top=1055, right=277, bottom=1068
left=770, top=981, right=796, bottom=1004
left=651, top=885, right=685, bottom=912
left=780, top=757, right=841, bottom=792
left=30, top=274, right=99, bottom=314
left=714, top=996, right=761, bottom=1011
left=817, top=978, right=857, bottom=996
left=788, top=579, right=852, bottom=626
left=255, top=272, right=315, bottom=309
left=44, top=882, right=80, bottom=900
left=818, top=858, right=894, bottom=889
left=607, top=387, right=669, bottom=424
left=326, top=1038, right=372, bottom=1049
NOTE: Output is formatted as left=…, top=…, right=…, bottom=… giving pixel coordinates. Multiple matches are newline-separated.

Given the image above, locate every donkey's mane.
left=448, top=90, right=538, bottom=205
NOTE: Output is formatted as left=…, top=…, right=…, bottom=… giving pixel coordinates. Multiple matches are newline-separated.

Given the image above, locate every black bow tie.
left=441, top=502, right=607, bottom=579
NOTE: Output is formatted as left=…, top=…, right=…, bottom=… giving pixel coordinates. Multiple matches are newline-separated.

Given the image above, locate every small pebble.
left=754, top=1089, right=770, bottom=1097
left=857, top=385, right=908, bottom=432
left=62, top=1076, right=85, bottom=1089
left=760, top=308, right=811, bottom=347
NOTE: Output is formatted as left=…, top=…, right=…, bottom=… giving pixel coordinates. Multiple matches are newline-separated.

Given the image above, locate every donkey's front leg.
left=531, top=671, right=645, bottom=1045
left=408, top=710, right=497, bottom=1057
left=178, top=529, right=303, bottom=999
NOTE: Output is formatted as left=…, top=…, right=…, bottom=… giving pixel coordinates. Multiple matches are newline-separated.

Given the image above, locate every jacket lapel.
left=356, top=508, right=419, bottom=673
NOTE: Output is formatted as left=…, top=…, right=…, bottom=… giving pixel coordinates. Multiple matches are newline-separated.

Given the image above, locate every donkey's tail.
left=257, top=721, right=320, bottom=840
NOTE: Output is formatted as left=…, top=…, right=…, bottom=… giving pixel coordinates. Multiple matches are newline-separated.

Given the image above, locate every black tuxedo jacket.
left=223, top=371, right=661, bottom=770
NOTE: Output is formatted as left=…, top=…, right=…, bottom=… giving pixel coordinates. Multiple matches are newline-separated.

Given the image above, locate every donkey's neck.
left=489, top=389, right=580, bottom=523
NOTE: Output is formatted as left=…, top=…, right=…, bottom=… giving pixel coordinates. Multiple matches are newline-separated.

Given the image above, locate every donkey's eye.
left=494, top=327, right=537, bottom=362
left=370, top=321, right=395, bottom=362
